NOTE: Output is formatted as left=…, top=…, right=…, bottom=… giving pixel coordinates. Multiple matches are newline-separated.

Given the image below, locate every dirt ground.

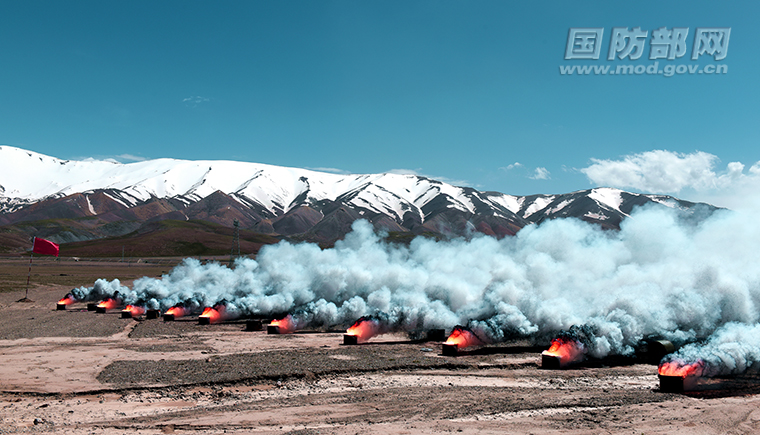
left=2, top=278, right=760, bottom=434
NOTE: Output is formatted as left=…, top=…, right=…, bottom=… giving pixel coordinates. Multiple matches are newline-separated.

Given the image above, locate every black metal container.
left=659, top=374, right=685, bottom=393
left=343, top=334, right=358, bottom=345
left=442, top=343, right=458, bottom=356
left=542, top=354, right=562, bottom=369
left=245, top=320, right=263, bottom=331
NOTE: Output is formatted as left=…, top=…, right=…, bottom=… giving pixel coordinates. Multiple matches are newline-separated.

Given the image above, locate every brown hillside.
left=61, top=220, right=280, bottom=258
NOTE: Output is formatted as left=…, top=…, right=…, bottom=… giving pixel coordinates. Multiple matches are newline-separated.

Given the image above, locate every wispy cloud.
left=183, top=96, right=211, bottom=107
left=500, top=162, right=550, bottom=181
left=114, top=153, right=148, bottom=162
left=581, top=149, right=760, bottom=209
left=306, top=166, right=353, bottom=175
left=499, top=162, right=523, bottom=171
left=529, top=167, right=551, bottom=180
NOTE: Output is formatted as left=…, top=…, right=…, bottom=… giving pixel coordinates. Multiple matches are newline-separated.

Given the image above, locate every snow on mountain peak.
left=0, top=146, right=482, bottom=221
left=0, top=146, right=716, bottom=239
left=588, top=187, right=624, bottom=212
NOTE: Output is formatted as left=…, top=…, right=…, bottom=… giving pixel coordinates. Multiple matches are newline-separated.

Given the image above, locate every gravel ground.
left=0, top=307, right=130, bottom=340
left=97, top=344, right=526, bottom=386
left=127, top=317, right=250, bottom=338
left=3, top=285, right=760, bottom=434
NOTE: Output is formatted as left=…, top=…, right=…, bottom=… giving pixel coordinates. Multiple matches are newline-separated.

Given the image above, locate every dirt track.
left=2, top=285, right=760, bottom=434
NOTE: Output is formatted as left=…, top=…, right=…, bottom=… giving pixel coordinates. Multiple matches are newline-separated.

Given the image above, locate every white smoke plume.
left=71, top=204, right=760, bottom=365
left=661, top=322, right=760, bottom=378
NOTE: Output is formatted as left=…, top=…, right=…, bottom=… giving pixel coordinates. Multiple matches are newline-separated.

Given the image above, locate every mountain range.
left=0, top=145, right=716, bottom=256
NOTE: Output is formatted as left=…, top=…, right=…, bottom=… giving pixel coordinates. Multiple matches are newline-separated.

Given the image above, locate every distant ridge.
left=0, top=145, right=717, bottom=253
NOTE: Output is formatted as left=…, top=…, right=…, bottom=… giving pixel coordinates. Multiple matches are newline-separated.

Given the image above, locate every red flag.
left=32, top=237, right=59, bottom=257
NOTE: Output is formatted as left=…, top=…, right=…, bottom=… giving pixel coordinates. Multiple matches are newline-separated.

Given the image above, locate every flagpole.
left=25, top=237, right=34, bottom=300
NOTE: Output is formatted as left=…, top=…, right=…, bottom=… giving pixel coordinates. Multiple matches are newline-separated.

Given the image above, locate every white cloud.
left=500, top=162, right=552, bottom=181
left=183, top=96, right=210, bottom=107
left=306, top=166, right=352, bottom=175
left=581, top=150, right=760, bottom=210
left=529, top=167, right=551, bottom=180
left=581, top=150, right=721, bottom=193
left=114, top=153, right=148, bottom=162
left=499, top=162, right=523, bottom=171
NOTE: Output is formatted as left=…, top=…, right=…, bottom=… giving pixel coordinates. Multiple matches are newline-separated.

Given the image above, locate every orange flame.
left=58, top=294, right=77, bottom=305
left=658, top=359, right=704, bottom=378
left=199, top=307, right=223, bottom=324
left=122, top=305, right=145, bottom=317
left=444, top=326, right=480, bottom=349
left=541, top=337, right=585, bottom=367
left=97, top=298, right=119, bottom=310
left=165, top=306, right=189, bottom=318
left=346, top=317, right=381, bottom=343
left=270, top=314, right=297, bottom=333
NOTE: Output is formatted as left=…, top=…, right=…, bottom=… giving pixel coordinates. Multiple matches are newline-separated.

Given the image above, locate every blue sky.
left=1, top=1, right=757, bottom=208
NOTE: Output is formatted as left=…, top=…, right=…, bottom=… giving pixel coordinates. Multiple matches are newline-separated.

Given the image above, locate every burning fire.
left=541, top=337, right=585, bottom=367
left=165, top=306, right=189, bottom=319
left=199, top=306, right=224, bottom=324
left=658, top=359, right=705, bottom=378
left=97, top=298, right=119, bottom=310
left=444, top=326, right=481, bottom=349
left=345, top=317, right=382, bottom=343
left=122, top=305, right=145, bottom=317
left=270, top=314, right=297, bottom=333
left=58, top=294, right=77, bottom=306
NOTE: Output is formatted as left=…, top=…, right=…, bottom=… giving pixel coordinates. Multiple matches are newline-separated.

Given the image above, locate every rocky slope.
left=0, top=145, right=715, bottom=248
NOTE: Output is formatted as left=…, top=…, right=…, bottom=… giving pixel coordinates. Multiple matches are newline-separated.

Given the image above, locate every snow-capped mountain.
left=0, top=145, right=715, bottom=244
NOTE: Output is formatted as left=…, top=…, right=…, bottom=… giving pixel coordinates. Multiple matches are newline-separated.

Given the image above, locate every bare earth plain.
left=2, top=259, right=760, bottom=434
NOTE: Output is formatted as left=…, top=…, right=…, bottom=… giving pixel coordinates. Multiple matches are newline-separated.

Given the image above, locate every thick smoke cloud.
left=73, top=205, right=760, bottom=366
left=661, top=322, right=760, bottom=377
